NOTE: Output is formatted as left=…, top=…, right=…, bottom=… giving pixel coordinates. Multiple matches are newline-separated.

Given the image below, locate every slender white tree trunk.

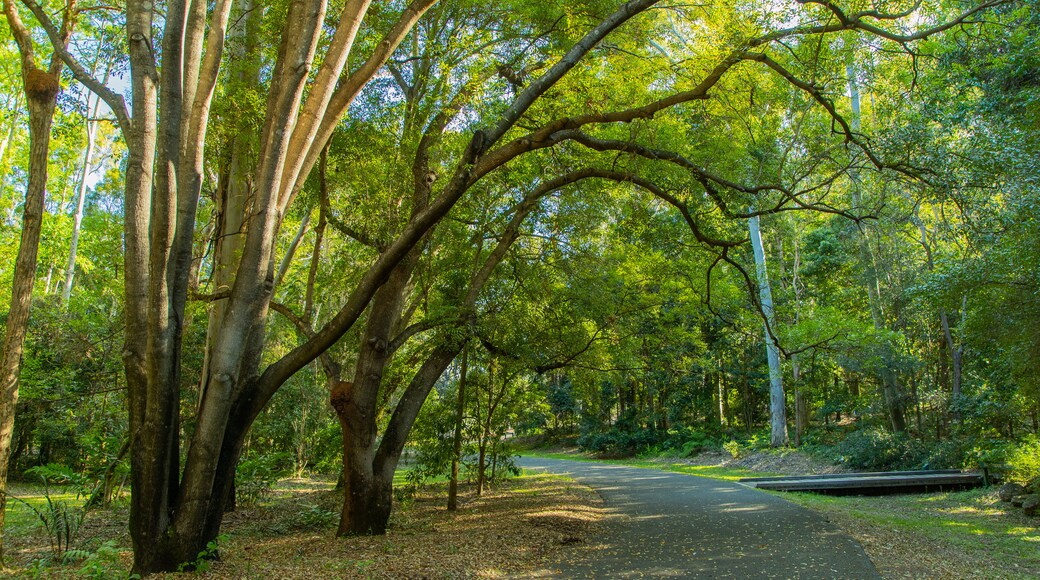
left=748, top=211, right=787, bottom=447
left=0, top=95, right=19, bottom=169
left=62, top=104, right=97, bottom=304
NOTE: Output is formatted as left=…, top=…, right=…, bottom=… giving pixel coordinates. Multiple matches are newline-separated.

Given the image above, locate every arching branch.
left=20, top=0, right=131, bottom=134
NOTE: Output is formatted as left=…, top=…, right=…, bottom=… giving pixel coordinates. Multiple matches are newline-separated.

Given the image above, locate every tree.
left=748, top=212, right=787, bottom=447
left=0, top=0, right=74, bottom=562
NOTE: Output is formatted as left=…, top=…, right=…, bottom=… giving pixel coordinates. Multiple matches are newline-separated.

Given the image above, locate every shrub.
left=920, top=438, right=969, bottom=470
left=834, top=427, right=928, bottom=471
left=661, top=427, right=719, bottom=456
left=236, top=452, right=291, bottom=506
left=177, top=534, right=228, bottom=573
left=76, top=541, right=136, bottom=579
left=577, top=428, right=661, bottom=456
left=1007, top=435, right=1040, bottom=485
left=723, top=440, right=744, bottom=459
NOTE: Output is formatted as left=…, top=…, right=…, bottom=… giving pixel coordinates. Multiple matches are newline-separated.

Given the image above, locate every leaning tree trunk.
left=0, top=80, right=58, bottom=567
left=0, top=0, right=72, bottom=563
left=334, top=169, right=600, bottom=532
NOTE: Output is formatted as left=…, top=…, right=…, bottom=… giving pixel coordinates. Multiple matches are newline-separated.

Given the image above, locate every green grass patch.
left=520, top=450, right=776, bottom=481
left=4, top=483, right=84, bottom=532
left=781, top=488, right=1040, bottom=565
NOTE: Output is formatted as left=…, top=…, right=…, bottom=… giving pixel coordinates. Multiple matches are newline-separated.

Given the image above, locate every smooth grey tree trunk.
left=748, top=212, right=787, bottom=447
left=912, top=208, right=963, bottom=415
left=0, top=94, right=19, bottom=171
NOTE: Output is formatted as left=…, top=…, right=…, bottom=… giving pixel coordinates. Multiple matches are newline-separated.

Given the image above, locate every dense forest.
left=0, top=0, right=1037, bottom=574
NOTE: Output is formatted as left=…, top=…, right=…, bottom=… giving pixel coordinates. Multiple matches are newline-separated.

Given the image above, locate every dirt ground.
left=3, top=473, right=606, bottom=578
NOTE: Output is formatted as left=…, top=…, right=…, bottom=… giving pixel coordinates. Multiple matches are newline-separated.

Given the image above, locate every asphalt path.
left=518, top=456, right=880, bottom=579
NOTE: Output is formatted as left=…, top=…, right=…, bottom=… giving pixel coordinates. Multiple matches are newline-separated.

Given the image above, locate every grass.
left=780, top=489, right=1040, bottom=578
left=4, top=483, right=85, bottom=529
left=521, top=449, right=778, bottom=481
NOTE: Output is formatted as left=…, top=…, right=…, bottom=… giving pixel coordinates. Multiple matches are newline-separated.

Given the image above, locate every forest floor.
left=524, top=446, right=1040, bottom=579
left=0, top=472, right=606, bottom=578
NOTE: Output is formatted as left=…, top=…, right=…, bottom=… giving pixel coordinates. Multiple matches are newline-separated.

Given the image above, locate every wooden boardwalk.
left=740, top=469, right=985, bottom=495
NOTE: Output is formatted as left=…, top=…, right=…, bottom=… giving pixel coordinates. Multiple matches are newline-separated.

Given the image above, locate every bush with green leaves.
left=833, top=427, right=930, bottom=471
left=235, top=452, right=292, bottom=506
left=177, top=534, right=228, bottom=573
left=1007, top=435, right=1040, bottom=485
left=577, top=428, right=660, bottom=457
left=661, top=427, right=722, bottom=456
left=75, top=540, right=136, bottom=579
left=723, top=440, right=744, bottom=459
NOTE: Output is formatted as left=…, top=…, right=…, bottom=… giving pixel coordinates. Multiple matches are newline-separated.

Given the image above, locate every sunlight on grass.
left=4, top=484, right=84, bottom=531
left=521, top=451, right=773, bottom=481
left=782, top=488, right=1040, bottom=573
left=665, top=464, right=774, bottom=481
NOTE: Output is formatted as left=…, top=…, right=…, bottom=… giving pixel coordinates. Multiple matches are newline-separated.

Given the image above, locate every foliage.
left=75, top=540, right=136, bottom=579
left=723, top=440, right=744, bottom=460
left=235, top=452, right=292, bottom=507
left=5, top=483, right=86, bottom=559
left=577, top=428, right=656, bottom=457
left=831, top=428, right=931, bottom=471
left=1007, top=436, right=1040, bottom=485
left=176, top=534, right=229, bottom=573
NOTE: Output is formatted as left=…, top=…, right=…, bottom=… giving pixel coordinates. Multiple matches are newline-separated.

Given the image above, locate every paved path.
left=518, top=456, right=879, bottom=579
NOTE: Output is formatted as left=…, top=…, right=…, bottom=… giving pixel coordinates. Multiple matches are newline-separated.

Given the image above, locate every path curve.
left=518, top=456, right=879, bottom=579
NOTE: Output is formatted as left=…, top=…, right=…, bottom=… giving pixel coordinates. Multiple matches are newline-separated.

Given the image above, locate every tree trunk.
left=0, top=93, right=20, bottom=169
left=476, top=438, right=488, bottom=495
left=447, top=346, right=468, bottom=511
left=793, top=358, right=808, bottom=447
left=0, top=90, right=57, bottom=567
left=332, top=379, right=393, bottom=535
left=0, top=0, right=72, bottom=562
left=748, top=212, right=787, bottom=447
left=61, top=116, right=95, bottom=305
left=62, top=77, right=108, bottom=305
left=912, top=206, right=963, bottom=419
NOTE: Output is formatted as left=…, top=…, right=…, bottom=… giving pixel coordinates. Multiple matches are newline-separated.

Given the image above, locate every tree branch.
left=20, top=0, right=131, bottom=134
